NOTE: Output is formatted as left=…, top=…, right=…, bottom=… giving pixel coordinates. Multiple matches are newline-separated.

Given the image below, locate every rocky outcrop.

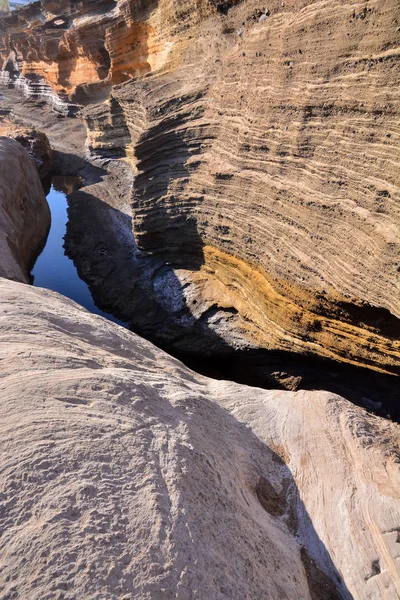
left=0, top=4, right=398, bottom=599
left=0, top=277, right=399, bottom=600
left=12, top=128, right=52, bottom=179
left=0, top=0, right=173, bottom=114
left=114, top=0, right=400, bottom=375
left=0, top=136, right=50, bottom=282
left=0, top=0, right=399, bottom=374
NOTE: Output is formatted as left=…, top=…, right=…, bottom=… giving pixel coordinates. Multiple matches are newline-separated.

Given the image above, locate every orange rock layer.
left=0, top=0, right=399, bottom=374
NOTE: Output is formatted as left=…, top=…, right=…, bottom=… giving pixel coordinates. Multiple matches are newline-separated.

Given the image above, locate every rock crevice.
left=0, top=0, right=399, bottom=373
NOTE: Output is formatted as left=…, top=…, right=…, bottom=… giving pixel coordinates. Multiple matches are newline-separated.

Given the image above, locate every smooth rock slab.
left=0, top=278, right=398, bottom=600
left=0, top=137, right=50, bottom=283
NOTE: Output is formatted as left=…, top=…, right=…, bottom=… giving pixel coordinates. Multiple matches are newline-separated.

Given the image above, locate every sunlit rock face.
left=1, top=0, right=399, bottom=374
left=94, top=0, right=400, bottom=375
left=0, top=5, right=399, bottom=598
left=0, top=277, right=399, bottom=600
left=0, top=0, right=178, bottom=111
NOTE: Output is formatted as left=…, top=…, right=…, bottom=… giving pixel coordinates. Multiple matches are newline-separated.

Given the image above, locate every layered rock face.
left=0, top=0, right=177, bottom=114
left=0, top=136, right=50, bottom=282
left=0, top=277, right=399, bottom=599
left=0, top=4, right=399, bottom=596
left=2, top=0, right=398, bottom=375
left=114, top=0, right=400, bottom=374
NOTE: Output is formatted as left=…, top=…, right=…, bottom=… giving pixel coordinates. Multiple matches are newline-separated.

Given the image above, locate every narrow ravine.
left=31, top=179, right=399, bottom=423
left=31, top=176, right=128, bottom=328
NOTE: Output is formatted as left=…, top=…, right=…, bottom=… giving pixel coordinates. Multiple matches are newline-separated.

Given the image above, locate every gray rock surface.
left=12, top=129, right=53, bottom=179
left=0, top=136, right=50, bottom=282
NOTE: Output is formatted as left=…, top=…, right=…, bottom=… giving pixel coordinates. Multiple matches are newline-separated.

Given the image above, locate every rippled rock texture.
left=0, top=277, right=399, bottom=600
left=1, top=0, right=399, bottom=373
left=0, top=3, right=399, bottom=596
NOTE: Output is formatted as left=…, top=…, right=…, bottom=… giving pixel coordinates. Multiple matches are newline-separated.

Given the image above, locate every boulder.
left=13, top=129, right=53, bottom=179
left=0, top=278, right=398, bottom=599
left=0, top=136, right=50, bottom=283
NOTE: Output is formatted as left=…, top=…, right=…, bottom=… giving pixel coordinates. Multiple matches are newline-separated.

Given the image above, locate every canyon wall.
left=0, top=0, right=399, bottom=372
left=114, top=0, right=400, bottom=374
left=0, top=4, right=399, bottom=597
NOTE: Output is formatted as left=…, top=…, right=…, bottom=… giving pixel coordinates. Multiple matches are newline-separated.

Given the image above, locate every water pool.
left=31, top=178, right=127, bottom=328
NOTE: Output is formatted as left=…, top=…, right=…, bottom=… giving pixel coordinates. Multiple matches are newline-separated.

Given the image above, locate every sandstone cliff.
left=0, top=6, right=399, bottom=596
left=2, top=0, right=398, bottom=376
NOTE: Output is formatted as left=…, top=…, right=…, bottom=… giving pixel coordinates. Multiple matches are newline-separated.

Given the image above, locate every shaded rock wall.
left=114, top=0, right=400, bottom=373
left=1, top=0, right=399, bottom=374
left=0, top=277, right=399, bottom=599
left=0, top=136, right=50, bottom=282
left=12, top=128, right=52, bottom=179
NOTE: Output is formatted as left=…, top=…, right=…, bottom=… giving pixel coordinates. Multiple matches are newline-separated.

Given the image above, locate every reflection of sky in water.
left=32, top=183, right=127, bottom=328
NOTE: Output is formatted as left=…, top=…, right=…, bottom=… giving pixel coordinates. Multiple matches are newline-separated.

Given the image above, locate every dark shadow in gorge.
left=131, top=104, right=400, bottom=422
left=51, top=150, right=107, bottom=185
left=180, top=348, right=400, bottom=422
left=61, top=183, right=400, bottom=424
left=50, top=136, right=400, bottom=424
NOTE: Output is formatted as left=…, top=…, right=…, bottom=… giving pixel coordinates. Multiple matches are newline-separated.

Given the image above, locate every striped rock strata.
left=0, top=0, right=399, bottom=374
left=0, top=11, right=399, bottom=596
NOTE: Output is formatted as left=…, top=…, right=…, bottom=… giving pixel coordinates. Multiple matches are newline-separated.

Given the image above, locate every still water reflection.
left=31, top=177, right=127, bottom=327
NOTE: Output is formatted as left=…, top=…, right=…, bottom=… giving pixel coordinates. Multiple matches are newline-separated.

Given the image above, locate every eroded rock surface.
left=0, top=277, right=399, bottom=600
left=113, top=0, right=400, bottom=374
left=12, top=128, right=53, bottom=179
left=2, top=0, right=399, bottom=375
left=0, top=3, right=399, bottom=599
left=0, top=136, right=50, bottom=282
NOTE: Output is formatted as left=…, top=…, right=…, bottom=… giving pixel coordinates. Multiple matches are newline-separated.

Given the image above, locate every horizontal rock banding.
left=121, top=0, right=400, bottom=371
left=0, top=5, right=399, bottom=598
left=0, top=0, right=399, bottom=373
